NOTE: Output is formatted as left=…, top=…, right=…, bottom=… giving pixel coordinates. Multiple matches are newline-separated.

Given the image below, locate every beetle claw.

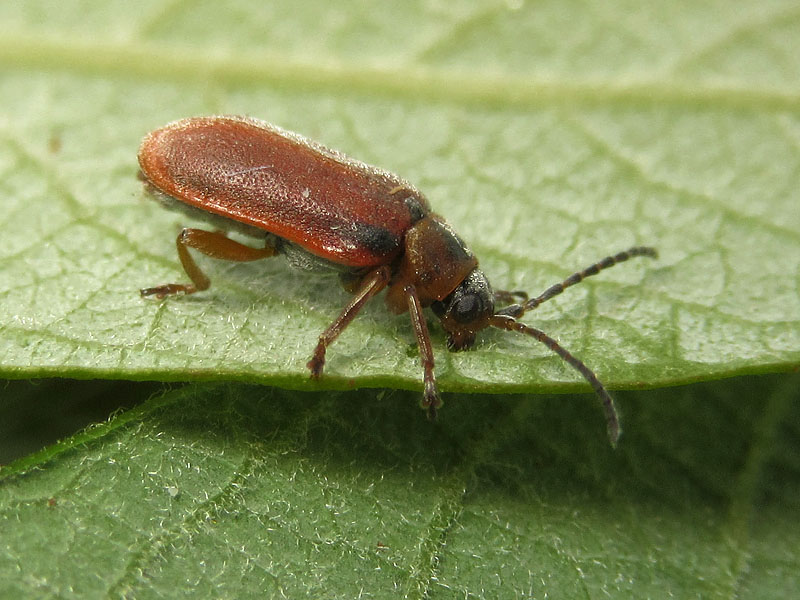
left=426, top=403, right=438, bottom=420
left=422, top=380, right=441, bottom=420
left=307, top=350, right=325, bottom=379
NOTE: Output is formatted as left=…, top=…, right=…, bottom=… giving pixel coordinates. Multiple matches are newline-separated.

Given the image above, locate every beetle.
left=138, top=116, right=657, bottom=445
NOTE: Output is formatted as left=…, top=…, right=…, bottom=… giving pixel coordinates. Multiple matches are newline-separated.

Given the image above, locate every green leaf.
left=1, top=1, right=799, bottom=597
left=2, top=376, right=799, bottom=598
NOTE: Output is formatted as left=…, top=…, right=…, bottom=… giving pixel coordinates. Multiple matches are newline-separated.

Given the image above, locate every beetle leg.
left=494, top=289, right=529, bottom=304
left=404, top=284, right=441, bottom=420
left=307, top=266, right=391, bottom=379
left=141, top=228, right=278, bottom=298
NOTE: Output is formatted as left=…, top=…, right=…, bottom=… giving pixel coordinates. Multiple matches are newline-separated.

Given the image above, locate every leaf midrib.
left=1, top=33, right=799, bottom=110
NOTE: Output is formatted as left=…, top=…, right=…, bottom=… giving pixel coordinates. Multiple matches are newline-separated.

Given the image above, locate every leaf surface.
left=1, top=1, right=799, bottom=597
left=2, top=377, right=799, bottom=598
left=0, top=1, right=797, bottom=393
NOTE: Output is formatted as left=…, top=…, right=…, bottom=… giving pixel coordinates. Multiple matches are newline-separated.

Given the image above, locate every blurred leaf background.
left=1, top=1, right=798, bottom=598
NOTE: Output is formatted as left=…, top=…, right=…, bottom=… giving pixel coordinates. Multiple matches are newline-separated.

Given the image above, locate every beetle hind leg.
left=141, top=228, right=278, bottom=298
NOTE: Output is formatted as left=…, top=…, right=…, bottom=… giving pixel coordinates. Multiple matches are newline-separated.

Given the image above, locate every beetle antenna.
left=488, top=314, right=621, bottom=446
left=501, top=246, right=657, bottom=319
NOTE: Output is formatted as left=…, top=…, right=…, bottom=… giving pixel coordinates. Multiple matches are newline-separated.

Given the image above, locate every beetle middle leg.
left=307, top=266, right=391, bottom=380
left=141, top=228, right=278, bottom=298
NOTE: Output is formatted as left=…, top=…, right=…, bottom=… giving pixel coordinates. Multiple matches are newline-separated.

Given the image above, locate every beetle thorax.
left=384, top=215, right=478, bottom=313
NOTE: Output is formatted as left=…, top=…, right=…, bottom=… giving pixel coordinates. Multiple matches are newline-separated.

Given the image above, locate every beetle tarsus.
left=426, top=402, right=438, bottom=421
left=422, top=380, right=441, bottom=420
left=140, top=283, right=196, bottom=298
left=307, top=346, right=325, bottom=379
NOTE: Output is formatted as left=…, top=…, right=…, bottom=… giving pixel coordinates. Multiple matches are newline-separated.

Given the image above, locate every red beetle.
left=139, top=116, right=656, bottom=444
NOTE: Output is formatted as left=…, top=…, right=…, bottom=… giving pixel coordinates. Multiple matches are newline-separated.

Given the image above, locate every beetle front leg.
left=307, top=266, right=391, bottom=379
left=404, top=284, right=441, bottom=420
left=141, top=228, right=278, bottom=298
left=493, top=289, right=528, bottom=304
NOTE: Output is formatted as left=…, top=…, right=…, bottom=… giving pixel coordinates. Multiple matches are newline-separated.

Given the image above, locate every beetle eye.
left=452, top=294, right=482, bottom=324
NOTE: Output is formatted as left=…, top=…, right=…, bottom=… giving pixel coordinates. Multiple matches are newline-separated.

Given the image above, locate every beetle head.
left=432, top=268, right=495, bottom=350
